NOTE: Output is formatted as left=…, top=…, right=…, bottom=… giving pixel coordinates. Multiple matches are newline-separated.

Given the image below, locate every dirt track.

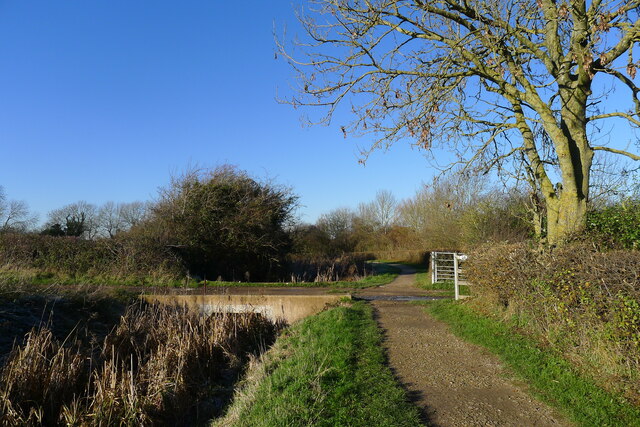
left=358, top=265, right=569, bottom=427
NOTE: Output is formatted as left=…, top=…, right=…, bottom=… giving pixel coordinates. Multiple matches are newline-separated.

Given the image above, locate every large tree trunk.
left=540, top=78, right=593, bottom=246
left=545, top=191, right=588, bottom=246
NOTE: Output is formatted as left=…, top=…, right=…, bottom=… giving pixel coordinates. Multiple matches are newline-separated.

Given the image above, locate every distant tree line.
left=291, top=170, right=640, bottom=257
left=1, top=165, right=637, bottom=283
left=0, top=166, right=297, bottom=282
left=41, top=200, right=150, bottom=238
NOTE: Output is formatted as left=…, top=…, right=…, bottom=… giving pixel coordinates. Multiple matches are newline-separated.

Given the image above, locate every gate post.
left=431, top=252, right=436, bottom=284
left=454, top=253, right=468, bottom=301
left=453, top=254, right=459, bottom=301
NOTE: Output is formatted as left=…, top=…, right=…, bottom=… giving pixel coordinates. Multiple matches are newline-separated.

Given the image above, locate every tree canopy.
left=280, top=0, right=640, bottom=244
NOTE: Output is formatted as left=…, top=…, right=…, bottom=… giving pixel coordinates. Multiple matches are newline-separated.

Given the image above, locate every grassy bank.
left=423, top=300, right=640, bottom=427
left=215, top=302, right=422, bottom=426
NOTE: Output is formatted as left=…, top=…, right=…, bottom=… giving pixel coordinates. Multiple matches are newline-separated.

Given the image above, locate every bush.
left=587, top=199, right=640, bottom=249
left=467, top=241, right=640, bottom=401
left=148, top=166, right=298, bottom=281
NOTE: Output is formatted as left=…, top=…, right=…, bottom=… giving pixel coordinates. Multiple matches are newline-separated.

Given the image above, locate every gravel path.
left=360, top=265, right=570, bottom=427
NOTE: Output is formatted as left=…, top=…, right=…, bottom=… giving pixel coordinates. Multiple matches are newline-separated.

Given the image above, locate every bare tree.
left=358, top=189, right=398, bottom=232
left=95, top=201, right=150, bottom=237
left=588, top=153, right=640, bottom=206
left=0, top=187, right=37, bottom=232
left=279, top=0, right=640, bottom=245
left=97, top=201, right=125, bottom=238
left=118, top=201, right=150, bottom=229
left=396, top=173, right=530, bottom=247
left=317, top=207, right=356, bottom=239
left=47, top=201, right=99, bottom=239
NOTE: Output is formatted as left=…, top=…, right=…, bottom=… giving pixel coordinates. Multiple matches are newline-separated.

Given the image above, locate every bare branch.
left=592, top=146, right=640, bottom=161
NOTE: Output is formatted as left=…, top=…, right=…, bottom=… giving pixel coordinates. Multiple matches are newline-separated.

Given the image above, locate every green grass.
left=326, top=262, right=400, bottom=288
left=215, top=302, right=422, bottom=426
left=422, top=300, right=640, bottom=427
left=0, top=269, right=197, bottom=288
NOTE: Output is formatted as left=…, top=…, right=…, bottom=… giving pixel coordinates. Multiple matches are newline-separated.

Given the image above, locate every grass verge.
left=422, top=300, right=640, bottom=427
left=214, top=301, right=422, bottom=426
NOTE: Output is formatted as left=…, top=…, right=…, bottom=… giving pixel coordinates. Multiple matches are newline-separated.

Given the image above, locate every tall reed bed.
left=0, top=303, right=280, bottom=426
left=287, top=254, right=374, bottom=282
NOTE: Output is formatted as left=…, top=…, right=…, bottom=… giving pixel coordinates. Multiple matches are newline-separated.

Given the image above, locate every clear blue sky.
left=0, top=1, right=437, bottom=224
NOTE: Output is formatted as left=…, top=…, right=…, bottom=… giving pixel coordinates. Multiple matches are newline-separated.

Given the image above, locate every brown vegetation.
left=467, top=241, right=640, bottom=402
left=287, top=254, right=375, bottom=282
left=397, top=175, right=532, bottom=251
left=0, top=303, right=280, bottom=426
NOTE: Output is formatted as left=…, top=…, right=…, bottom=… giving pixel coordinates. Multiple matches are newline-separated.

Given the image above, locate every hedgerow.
left=0, top=233, right=184, bottom=285
left=587, top=199, right=640, bottom=249
left=467, top=241, right=640, bottom=403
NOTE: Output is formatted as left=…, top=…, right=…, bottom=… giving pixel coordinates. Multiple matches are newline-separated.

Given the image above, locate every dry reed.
left=0, top=302, right=280, bottom=426
left=287, top=254, right=373, bottom=282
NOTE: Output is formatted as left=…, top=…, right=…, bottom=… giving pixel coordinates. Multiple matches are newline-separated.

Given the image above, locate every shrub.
left=467, top=242, right=640, bottom=401
left=147, top=165, right=298, bottom=281
left=0, top=232, right=184, bottom=285
left=587, top=199, right=640, bottom=249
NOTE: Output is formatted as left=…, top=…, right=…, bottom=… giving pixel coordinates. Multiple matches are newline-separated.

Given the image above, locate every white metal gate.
left=431, top=251, right=468, bottom=300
